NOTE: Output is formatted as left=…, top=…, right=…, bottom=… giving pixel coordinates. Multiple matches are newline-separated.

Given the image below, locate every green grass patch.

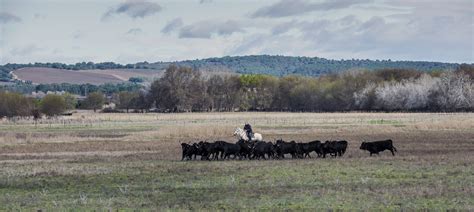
left=0, top=159, right=472, bottom=210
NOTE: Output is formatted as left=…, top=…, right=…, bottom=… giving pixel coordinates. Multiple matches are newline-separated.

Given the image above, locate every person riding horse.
left=244, top=123, right=253, bottom=141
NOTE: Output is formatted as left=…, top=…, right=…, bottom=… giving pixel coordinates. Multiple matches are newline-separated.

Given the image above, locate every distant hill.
left=0, top=55, right=463, bottom=83
left=144, top=55, right=461, bottom=77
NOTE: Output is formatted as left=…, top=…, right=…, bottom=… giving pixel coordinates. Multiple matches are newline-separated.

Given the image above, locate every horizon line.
left=1, top=54, right=472, bottom=66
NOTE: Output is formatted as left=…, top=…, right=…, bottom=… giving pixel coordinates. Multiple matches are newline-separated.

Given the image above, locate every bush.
left=101, top=107, right=122, bottom=113
left=0, top=91, right=35, bottom=118
left=81, top=92, right=105, bottom=112
left=40, top=94, right=67, bottom=117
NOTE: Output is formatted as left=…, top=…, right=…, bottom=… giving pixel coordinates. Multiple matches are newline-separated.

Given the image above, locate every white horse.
left=233, top=127, right=263, bottom=142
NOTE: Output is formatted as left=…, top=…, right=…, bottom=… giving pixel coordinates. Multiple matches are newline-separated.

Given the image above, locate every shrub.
left=40, top=94, right=67, bottom=117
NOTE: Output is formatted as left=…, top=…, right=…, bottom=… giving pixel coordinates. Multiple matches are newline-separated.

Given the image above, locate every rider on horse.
left=244, top=123, right=253, bottom=141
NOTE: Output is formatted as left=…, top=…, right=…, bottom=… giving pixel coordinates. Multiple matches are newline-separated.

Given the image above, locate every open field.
left=12, top=67, right=237, bottom=85
left=12, top=68, right=163, bottom=85
left=0, top=112, right=473, bottom=210
left=78, top=69, right=164, bottom=82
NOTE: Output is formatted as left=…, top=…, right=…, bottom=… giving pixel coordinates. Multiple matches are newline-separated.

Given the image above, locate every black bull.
left=360, top=139, right=398, bottom=156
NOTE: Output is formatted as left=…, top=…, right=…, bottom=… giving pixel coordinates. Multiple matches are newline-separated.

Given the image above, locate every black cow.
left=295, top=143, right=305, bottom=158
left=252, top=141, right=275, bottom=160
left=296, top=140, right=322, bottom=158
left=321, top=141, right=336, bottom=158
left=322, top=140, right=348, bottom=158
left=360, top=139, right=397, bottom=156
left=237, top=139, right=253, bottom=159
left=194, top=141, right=211, bottom=160
left=181, top=143, right=191, bottom=160
left=216, top=141, right=241, bottom=159
left=212, top=141, right=228, bottom=159
left=308, top=140, right=323, bottom=157
left=336, top=140, right=348, bottom=156
left=183, top=142, right=201, bottom=160
left=198, top=141, right=220, bottom=160
left=275, top=139, right=297, bottom=159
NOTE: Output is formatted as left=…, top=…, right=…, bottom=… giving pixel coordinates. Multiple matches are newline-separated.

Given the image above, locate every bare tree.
left=353, top=82, right=377, bottom=110
left=374, top=74, right=438, bottom=111
left=429, top=72, right=473, bottom=111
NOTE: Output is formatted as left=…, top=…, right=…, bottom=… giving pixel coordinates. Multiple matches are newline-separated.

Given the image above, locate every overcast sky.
left=0, top=0, right=473, bottom=64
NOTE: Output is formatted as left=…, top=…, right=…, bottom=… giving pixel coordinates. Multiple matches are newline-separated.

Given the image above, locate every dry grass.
left=0, top=112, right=473, bottom=210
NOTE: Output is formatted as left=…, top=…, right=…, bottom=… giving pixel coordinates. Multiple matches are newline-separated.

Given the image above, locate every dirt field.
left=78, top=69, right=163, bottom=82
left=12, top=68, right=162, bottom=85
left=12, top=67, right=236, bottom=85
left=0, top=112, right=473, bottom=210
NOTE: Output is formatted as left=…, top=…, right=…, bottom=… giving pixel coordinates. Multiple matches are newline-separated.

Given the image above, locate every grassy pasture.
left=0, top=112, right=473, bottom=210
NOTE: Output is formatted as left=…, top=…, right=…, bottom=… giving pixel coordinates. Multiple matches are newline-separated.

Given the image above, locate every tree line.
left=133, top=64, right=474, bottom=112
left=0, top=91, right=106, bottom=119
left=1, top=82, right=142, bottom=96
left=1, top=64, right=472, bottom=119
left=1, top=56, right=465, bottom=83
left=133, top=55, right=462, bottom=77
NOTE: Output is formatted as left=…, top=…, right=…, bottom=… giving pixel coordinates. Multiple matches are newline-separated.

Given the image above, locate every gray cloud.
left=10, top=45, right=43, bottom=56
left=228, top=33, right=313, bottom=56
left=271, top=20, right=298, bottom=35
left=73, top=31, right=85, bottom=39
left=0, top=12, right=22, bottom=24
left=199, top=0, right=213, bottom=4
left=179, top=20, right=244, bottom=39
left=126, top=28, right=142, bottom=35
left=102, top=0, right=162, bottom=20
left=252, top=0, right=373, bottom=18
left=235, top=6, right=473, bottom=63
left=161, top=18, right=183, bottom=34
left=228, top=34, right=269, bottom=55
left=358, top=16, right=385, bottom=31
left=34, top=13, right=47, bottom=19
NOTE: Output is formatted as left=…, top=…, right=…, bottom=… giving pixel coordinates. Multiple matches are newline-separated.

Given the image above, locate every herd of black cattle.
left=181, top=139, right=398, bottom=161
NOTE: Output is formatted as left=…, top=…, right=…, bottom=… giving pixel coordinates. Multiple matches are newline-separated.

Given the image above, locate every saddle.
left=247, top=132, right=254, bottom=140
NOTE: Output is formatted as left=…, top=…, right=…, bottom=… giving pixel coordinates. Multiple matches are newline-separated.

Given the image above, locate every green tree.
left=272, top=75, right=302, bottom=110
left=134, top=89, right=154, bottom=113
left=455, top=64, right=474, bottom=79
left=150, top=65, right=205, bottom=112
left=0, top=91, right=34, bottom=118
left=239, top=74, right=277, bottom=111
left=83, top=92, right=105, bottom=112
left=129, top=77, right=144, bottom=83
left=117, top=91, right=138, bottom=112
left=40, top=94, right=67, bottom=117
left=62, top=92, right=77, bottom=110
